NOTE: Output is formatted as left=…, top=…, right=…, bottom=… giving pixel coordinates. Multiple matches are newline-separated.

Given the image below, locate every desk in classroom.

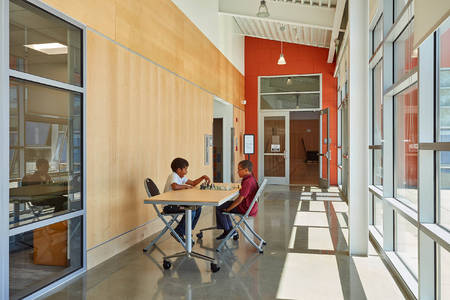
left=144, top=186, right=239, bottom=272
left=10, top=183, right=68, bottom=224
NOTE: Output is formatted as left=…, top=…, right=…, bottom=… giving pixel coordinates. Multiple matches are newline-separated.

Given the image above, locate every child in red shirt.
left=215, top=160, right=259, bottom=240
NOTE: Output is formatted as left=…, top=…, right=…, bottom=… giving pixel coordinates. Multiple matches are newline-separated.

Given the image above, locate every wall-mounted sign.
left=204, top=134, right=213, bottom=165
left=271, top=144, right=281, bottom=152
left=244, top=134, right=254, bottom=155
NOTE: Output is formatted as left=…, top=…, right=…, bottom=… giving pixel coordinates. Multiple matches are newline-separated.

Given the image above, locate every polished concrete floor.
left=42, top=185, right=407, bottom=300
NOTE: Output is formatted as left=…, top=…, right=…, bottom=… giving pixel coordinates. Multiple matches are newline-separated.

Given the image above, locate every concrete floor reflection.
left=42, top=185, right=406, bottom=300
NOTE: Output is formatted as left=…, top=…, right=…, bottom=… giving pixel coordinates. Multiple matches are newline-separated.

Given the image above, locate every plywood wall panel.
left=86, top=31, right=213, bottom=249
left=42, top=0, right=244, bottom=110
left=42, top=0, right=116, bottom=39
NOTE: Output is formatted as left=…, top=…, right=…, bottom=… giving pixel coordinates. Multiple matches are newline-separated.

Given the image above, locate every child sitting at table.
left=215, top=160, right=259, bottom=240
left=163, top=157, right=210, bottom=242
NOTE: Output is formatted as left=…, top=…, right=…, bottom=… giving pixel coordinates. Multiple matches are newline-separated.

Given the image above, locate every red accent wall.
left=245, top=37, right=338, bottom=185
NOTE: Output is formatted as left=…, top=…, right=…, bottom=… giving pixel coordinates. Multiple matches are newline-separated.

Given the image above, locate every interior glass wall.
left=5, top=0, right=85, bottom=298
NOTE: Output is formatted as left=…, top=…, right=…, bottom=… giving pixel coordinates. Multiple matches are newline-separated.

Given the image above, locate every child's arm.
left=186, top=175, right=211, bottom=187
left=171, top=183, right=193, bottom=190
left=224, top=195, right=244, bottom=212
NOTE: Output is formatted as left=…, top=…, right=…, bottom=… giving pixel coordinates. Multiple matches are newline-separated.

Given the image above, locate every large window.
left=394, top=21, right=417, bottom=82
left=372, top=61, right=383, bottom=188
left=260, top=75, right=321, bottom=110
left=438, top=246, right=450, bottom=300
left=438, top=19, right=450, bottom=231
left=368, top=1, right=449, bottom=298
left=394, top=0, right=408, bottom=21
left=373, top=195, right=383, bottom=235
left=394, top=84, right=418, bottom=210
left=395, top=213, right=418, bottom=278
left=6, top=0, right=85, bottom=298
left=372, top=16, right=383, bottom=54
left=9, top=0, right=82, bottom=86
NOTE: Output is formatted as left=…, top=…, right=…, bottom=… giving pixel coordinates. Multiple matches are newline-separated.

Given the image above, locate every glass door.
left=260, top=112, right=289, bottom=184
left=319, top=108, right=330, bottom=188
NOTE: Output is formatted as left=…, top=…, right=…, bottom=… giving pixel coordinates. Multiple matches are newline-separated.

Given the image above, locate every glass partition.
left=9, top=216, right=83, bottom=299
left=9, top=79, right=82, bottom=228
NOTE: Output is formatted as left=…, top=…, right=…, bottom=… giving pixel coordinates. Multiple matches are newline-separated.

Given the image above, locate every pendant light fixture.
left=256, top=0, right=269, bottom=18
left=278, top=41, right=286, bottom=65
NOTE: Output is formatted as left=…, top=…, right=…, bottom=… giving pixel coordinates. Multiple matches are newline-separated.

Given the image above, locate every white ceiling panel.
left=234, top=17, right=332, bottom=48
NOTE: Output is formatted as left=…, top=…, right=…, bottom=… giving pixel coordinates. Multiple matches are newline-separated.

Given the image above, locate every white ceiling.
left=219, top=0, right=347, bottom=62
left=234, top=16, right=332, bottom=48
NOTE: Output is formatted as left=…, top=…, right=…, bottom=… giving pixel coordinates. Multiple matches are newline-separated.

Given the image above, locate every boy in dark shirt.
left=215, top=160, right=259, bottom=240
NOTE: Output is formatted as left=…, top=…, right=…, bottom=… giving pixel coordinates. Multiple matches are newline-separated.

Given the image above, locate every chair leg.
left=143, top=215, right=185, bottom=251
left=242, top=219, right=265, bottom=244
left=143, top=225, right=170, bottom=252
left=216, top=226, right=240, bottom=252
left=237, top=223, right=264, bottom=253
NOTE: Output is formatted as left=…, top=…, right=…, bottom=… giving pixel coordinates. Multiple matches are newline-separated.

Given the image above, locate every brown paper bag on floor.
left=33, top=220, right=68, bottom=266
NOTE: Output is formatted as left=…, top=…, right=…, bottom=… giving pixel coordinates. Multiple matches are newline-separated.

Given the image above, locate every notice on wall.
left=244, top=134, right=254, bottom=155
left=271, top=144, right=281, bottom=152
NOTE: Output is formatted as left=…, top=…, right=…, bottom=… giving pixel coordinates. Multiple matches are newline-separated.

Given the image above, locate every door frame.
left=257, top=74, right=323, bottom=185
left=319, top=108, right=330, bottom=188
left=258, top=111, right=290, bottom=184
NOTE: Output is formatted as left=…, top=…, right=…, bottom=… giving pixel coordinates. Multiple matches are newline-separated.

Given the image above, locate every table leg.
left=14, top=201, right=20, bottom=224
left=162, top=207, right=220, bottom=272
left=185, top=209, right=192, bottom=254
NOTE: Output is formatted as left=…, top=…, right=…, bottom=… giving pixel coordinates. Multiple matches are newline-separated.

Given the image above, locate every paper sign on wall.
left=244, top=134, right=254, bottom=155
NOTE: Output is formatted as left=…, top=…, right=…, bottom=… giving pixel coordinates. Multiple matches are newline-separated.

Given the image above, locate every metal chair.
left=216, top=179, right=268, bottom=253
left=142, top=178, right=186, bottom=252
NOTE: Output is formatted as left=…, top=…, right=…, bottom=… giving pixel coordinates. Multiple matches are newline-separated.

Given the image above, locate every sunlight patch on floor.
left=308, top=227, right=334, bottom=251
left=294, top=211, right=329, bottom=227
left=276, top=253, right=344, bottom=300
left=308, top=201, right=326, bottom=212
left=332, top=202, right=348, bottom=213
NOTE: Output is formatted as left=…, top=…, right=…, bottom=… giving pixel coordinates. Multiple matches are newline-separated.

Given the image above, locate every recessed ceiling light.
left=24, top=42, right=68, bottom=55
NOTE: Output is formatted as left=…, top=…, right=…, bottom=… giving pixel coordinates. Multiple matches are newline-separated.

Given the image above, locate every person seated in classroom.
left=22, top=158, right=66, bottom=212
left=215, top=160, right=259, bottom=240
left=164, top=157, right=210, bottom=243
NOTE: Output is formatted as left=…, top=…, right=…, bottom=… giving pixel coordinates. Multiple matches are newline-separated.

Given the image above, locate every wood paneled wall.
left=42, top=0, right=244, bottom=110
left=86, top=31, right=214, bottom=249
left=38, top=0, right=245, bottom=264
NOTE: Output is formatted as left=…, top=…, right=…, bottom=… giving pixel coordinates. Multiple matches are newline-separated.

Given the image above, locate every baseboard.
left=86, top=218, right=165, bottom=269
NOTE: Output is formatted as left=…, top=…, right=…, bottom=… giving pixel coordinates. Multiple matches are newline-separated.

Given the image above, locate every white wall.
left=171, top=0, right=245, bottom=75
left=213, top=98, right=233, bottom=183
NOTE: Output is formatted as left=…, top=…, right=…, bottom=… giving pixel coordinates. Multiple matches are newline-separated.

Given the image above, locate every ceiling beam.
left=327, top=0, right=346, bottom=63
left=219, top=0, right=337, bottom=31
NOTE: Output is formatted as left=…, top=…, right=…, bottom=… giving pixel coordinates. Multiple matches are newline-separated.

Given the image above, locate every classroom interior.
left=0, top=0, right=449, bottom=299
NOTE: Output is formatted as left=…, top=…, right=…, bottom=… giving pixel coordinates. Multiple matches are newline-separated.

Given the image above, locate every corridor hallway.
left=43, top=185, right=406, bottom=299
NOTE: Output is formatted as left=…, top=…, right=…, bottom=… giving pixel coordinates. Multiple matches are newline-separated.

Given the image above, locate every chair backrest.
left=244, top=178, right=267, bottom=217
left=144, top=178, right=160, bottom=198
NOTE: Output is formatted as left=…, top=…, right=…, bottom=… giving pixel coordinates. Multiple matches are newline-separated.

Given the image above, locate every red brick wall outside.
left=244, top=37, right=338, bottom=185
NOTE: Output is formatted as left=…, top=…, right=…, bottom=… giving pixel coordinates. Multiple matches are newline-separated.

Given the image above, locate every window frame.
left=1, top=0, right=87, bottom=299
